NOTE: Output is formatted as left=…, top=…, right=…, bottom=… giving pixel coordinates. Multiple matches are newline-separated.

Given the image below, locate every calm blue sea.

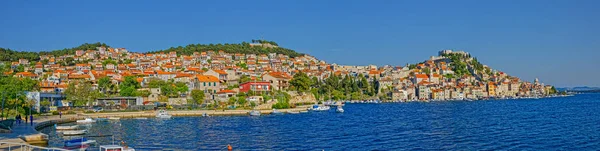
left=40, top=93, right=600, bottom=150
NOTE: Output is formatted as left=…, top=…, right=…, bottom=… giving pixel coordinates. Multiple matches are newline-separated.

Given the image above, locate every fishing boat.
left=272, top=109, right=284, bottom=115
left=156, top=110, right=172, bottom=118
left=55, top=124, right=79, bottom=130
left=64, top=137, right=96, bottom=147
left=336, top=107, right=344, bottom=113
left=108, top=117, right=120, bottom=120
left=249, top=110, right=261, bottom=116
left=76, top=118, right=96, bottom=124
left=100, top=145, right=135, bottom=151
left=61, top=130, right=87, bottom=136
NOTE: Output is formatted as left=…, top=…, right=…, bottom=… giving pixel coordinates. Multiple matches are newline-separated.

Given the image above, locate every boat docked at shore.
left=108, top=117, right=120, bottom=120
left=100, top=144, right=135, bottom=151
left=156, top=110, right=172, bottom=118
left=64, top=137, right=96, bottom=148
left=336, top=107, right=344, bottom=113
left=272, top=109, right=284, bottom=114
left=64, top=144, right=90, bottom=151
left=61, top=130, right=87, bottom=136
left=76, top=118, right=96, bottom=124
left=202, top=112, right=210, bottom=117
left=55, top=124, right=79, bottom=130
left=287, top=111, right=300, bottom=114
left=311, top=105, right=330, bottom=111
left=249, top=110, right=261, bottom=116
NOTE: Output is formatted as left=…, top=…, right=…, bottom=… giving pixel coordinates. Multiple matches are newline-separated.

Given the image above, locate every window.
left=213, top=82, right=216, bottom=86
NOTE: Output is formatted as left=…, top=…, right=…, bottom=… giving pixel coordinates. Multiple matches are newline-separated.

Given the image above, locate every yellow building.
left=487, top=82, right=496, bottom=97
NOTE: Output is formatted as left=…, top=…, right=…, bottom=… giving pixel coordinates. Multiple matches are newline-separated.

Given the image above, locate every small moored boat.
left=156, top=110, right=172, bottom=118
left=287, top=111, right=300, bottom=114
left=64, top=137, right=96, bottom=147
left=312, top=105, right=330, bottom=111
left=100, top=144, right=135, bottom=151
left=61, top=130, right=87, bottom=136
left=249, top=110, right=261, bottom=116
left=55, top=124, right=79, bottom=130
left=108, top=117, right=120, bottom=120
left=272, top=109, right=284, bottom=115
left=336, top=107, right=344, bottom=113
left=76, top=118, right=96, bottom=124
left=64, top=144, right=90, bottom=151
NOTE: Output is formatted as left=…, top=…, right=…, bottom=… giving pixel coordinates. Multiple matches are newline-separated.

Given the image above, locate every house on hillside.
left=262, top=72, right=291, bottom=91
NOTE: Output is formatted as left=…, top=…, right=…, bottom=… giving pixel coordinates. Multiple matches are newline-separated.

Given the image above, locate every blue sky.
left=0, top=0, right=598, bottom=87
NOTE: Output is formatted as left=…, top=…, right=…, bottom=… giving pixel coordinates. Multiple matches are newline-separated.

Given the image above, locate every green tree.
left=119, top=76, right=140, bottom=97
left=237, top=97, right=248, bottom=107
left=65, top=57, right=75, bottom=66
left=191, top=90, right=205, bottom=106
left=290, top=72, right=313, bottom=92
left=228, top=97, right=237, bottom=106
left=120, top=76, right=140, bottom=89
left=136, top=90, right=151, bottom=97
left=65, top=82, right=102, bottom=106
left=174, top=82, right=189, bottom=95
left=239, top=75, right=252, bottom=83
left=119, top=86, right=137, bottom=97
left=98, top=77, right=111, bottom=94
left=423, top=67, right=431, bottom=75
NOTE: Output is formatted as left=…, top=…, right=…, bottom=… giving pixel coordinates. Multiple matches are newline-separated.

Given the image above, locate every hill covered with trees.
left=0, top=42, right=109, bottom=62
left=148, top=40, right=303, bottom=57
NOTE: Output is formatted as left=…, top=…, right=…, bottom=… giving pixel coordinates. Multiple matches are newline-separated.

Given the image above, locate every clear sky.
left=0, top=0, right=598, bottom=87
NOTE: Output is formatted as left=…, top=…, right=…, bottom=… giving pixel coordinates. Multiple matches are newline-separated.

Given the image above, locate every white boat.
left=312, top=105, right=330, bottom=111
left=100, top=145, right=135, bottom=151
left=64, top=144, right=90, bottom=151
left=108, top=117, right=120, bottom=120
left=202, top=113, right=210, bottom=117
left=55, top=124, right=79, bottom=130
left=336, top=107, right=344, bottom=113
left=64, top=137, right=96, bottom=147
left=272, top=109, right=284, bottom=114
left=134, top=117, right=148, bottom=120
left=287, top=111, right=300, bottom=114
left=76, top=118, right=96, bottom=124
left=156, top=110, right=172, bottom=118
left=249, top=110, right=261, bottom=116
left=61, top=130, right=87, bottom=136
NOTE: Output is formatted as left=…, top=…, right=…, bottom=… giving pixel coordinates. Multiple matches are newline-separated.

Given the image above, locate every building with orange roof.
left=262, top=72, right=291, bottom=90
left=194, top=75, right=221, bottom=95
left=205, top=69, right=228, bottom=82
left=216, top=89, right=237, bottom=101
left=14, top=72, right=38, bottom=79
left=156, top=70, right=175, bottom=81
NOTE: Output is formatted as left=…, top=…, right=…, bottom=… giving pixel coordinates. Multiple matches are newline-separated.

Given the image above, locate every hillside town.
left=1, top=42, right=558, bottom=113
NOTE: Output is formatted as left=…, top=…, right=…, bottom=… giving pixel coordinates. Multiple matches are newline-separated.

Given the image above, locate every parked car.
left=93, top=107, right=103, bottom=112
